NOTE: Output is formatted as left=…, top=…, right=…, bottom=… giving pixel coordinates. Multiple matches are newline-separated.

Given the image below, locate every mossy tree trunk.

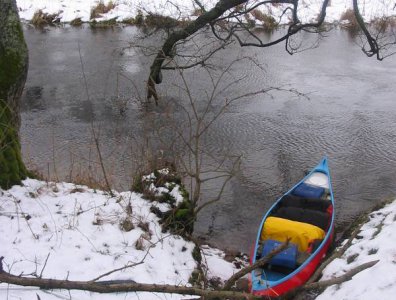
left=0, top=0, right=29, bottom=189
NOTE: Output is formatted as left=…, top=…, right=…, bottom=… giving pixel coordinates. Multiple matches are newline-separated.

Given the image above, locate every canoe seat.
left=292, top=182, right=325, bottom=199
left=280, top=194, right=332, bottom=212
left=261, top=239, right=298, bottom=269
left=273, top=207, right=330, bottom=230
left=261, top=216, right=325, bottom=252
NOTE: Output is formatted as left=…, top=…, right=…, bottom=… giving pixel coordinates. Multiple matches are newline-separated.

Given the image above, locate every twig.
left=77, top=42, right=115, bottom=197
left=93, top=133, right=115, bottom=197
left=90, top=248, right=151, bottom=282
left=39, top=253, right=51, bottom=278
left=279, top=260, right=379, bottom=299
left=89, top=262, right=144, bottom=282
left=11, top=194, right=38, bottom=239
left=0, top=268, right=261, bottom=299
left=303, top=260, right=379, bottom=290
left=90, top=233, right=172, bottom=282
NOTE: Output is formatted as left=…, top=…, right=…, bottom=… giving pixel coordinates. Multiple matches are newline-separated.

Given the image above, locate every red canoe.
left=250, top=158, right=335, bottom=297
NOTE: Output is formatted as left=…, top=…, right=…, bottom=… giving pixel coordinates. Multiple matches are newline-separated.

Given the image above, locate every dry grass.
left=120, top=218, right=134, bottom=232
left=243, top=13, right=255, bottom=28
left=340, top=9, right=359, bottom=29
left=191, top=8, right=204, bottom=17
left=70, top=17, right=83, bottom=26
left=90, top=1, right=116, bottom=20
left=250, top=9, right=277, bottom=29
left=134, top=10, right=144, bottom=26
left=31, top=10, right=60, bottom=27
left=372, top=16, right=396, bottom=32
left=90, top=18, right=117, bottom=28
left=368, top=248, right=378, bottom=255
left=70, top=170, right=111, bottom=192
left=138, top=220, right=151, bottom=233
left=144, top=13, right=180, bottom=29
left=134, top=236, right=145, bottom=250
left=233, top=4, right=244, bottom=13
left=346, top=253, right=359, bottom=264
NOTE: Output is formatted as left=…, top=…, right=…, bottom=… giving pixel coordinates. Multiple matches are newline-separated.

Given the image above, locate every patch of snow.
left=142, top=172, right=156, bottom=181
left=158, top=168, right=170, bottom=175
left=201, top=245, right=241, bottom=281
left=0, top=179, right=238, bottom=299
left=316, top=199, right=396, bottom=300
left=169, top=185, right=185, bottom=205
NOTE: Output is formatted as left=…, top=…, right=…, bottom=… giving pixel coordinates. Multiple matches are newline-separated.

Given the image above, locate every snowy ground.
left=1, top=178, right=396, bottom=299
left=316, top=199, right=396, bottom=300
left=0, top=177, right=242, bottom=300
left=16, top=0, right=396, bottom=24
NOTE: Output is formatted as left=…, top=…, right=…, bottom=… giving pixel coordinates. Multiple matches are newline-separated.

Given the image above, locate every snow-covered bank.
left=316, top=199, right=396, bottom=300
left=0, top=178, right=242, bottom=300
left=16, top=0, right=396, bottom=24
left=1, top=177, right=396, bottom=299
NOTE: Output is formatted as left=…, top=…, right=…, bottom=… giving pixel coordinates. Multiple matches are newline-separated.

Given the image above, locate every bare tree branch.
left=305, top=260, right=379, bottom=289
left=147, top=0, right=249, bottom=101
left=0, top=266, right=260, bottom=299
left=353, top=0, right=380, bottom=59
left=145, top=0, right=395, bottom=102
left=193, top=157, right=240, bottom=215
left=0, top=253, right=379, bottom=299
left=162, top=40, right=231, bottom=70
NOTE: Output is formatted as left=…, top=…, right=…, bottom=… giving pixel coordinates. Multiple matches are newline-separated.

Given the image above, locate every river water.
left=20, top=25, right=396, bottom=252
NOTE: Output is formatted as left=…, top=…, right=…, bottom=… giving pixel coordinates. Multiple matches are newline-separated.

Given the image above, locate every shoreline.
left=17, top=0, right=396, bottom=27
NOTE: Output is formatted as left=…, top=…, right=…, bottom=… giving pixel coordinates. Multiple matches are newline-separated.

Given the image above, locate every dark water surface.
left=21, top=26, right=396, bottom=252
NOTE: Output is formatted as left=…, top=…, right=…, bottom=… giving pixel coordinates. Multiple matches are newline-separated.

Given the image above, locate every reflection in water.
left=20, top=26, right=396, bottom=252
left=69, top=100, right=95, bottom=122
left=23, top=86, right=44, bottom=111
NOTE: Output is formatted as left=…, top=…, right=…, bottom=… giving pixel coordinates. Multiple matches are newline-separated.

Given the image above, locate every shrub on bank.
left=145, top=13, right=186, bottom=29
left=340, top=9, right=359, bottom=29
left=90, top=0, right=115, bottom=20
left=31, top=10, right=60, bottom=27
left=70, top=17, right=83, bottom=27
left=132, top=167, right=194, bottom=236
left=90, top=18, right=117, bottom=28
left=372, top=16, right=396, bottom=32
left=251, top=9, right=278, bottom=30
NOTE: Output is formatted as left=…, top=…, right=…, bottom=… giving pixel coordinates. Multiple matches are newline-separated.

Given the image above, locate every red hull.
left=251, top=229, right=334, bottom=297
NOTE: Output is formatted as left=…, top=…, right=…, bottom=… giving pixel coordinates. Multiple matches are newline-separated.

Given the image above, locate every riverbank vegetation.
left=90, top=0, right=116, bottom=20
left=19, top=0, right=396, bottom=30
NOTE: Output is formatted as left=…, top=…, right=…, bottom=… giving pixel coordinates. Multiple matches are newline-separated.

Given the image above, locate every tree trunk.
left=0, top=0, right=29, bottom=189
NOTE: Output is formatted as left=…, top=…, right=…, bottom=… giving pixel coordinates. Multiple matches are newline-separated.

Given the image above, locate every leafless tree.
left=147, top=54, right=305, bottom=223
